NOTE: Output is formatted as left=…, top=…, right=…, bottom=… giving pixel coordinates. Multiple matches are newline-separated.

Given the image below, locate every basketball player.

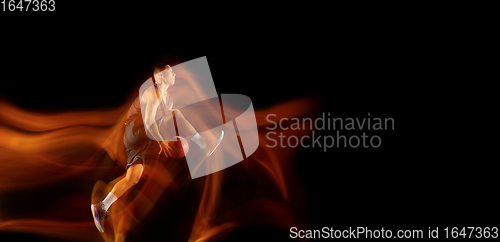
left=91, top=63, right=216, bottom=232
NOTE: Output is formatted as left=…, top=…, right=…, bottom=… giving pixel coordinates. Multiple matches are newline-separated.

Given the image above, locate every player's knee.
left=172, top=109, right=183, bottom=118
left=126, top=175, right=140, bottom=186
left=125, top=167, right=142, bottom=186
left=132, top=177, right=140, bottom=186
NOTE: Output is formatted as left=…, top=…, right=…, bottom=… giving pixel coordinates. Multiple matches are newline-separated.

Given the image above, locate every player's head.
left=153, top=63, right=176, bottom=86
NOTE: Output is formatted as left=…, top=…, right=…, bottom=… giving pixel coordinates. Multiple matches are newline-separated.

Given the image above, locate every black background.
left=1, top=3, right=497, bottom=241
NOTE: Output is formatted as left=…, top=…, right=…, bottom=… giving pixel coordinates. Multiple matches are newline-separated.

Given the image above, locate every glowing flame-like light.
left=0, top=64, right=321, bottom=241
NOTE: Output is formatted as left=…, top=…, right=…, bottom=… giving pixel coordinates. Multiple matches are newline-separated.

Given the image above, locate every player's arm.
left=142, top=88, right=164, bottom=141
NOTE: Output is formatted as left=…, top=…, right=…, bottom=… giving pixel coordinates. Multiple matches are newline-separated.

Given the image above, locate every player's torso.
left=138, top=79, right=173, bottom=123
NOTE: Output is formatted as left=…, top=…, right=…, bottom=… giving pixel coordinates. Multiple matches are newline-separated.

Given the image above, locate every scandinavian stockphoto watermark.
left=265, top=112, right=394, bottom=151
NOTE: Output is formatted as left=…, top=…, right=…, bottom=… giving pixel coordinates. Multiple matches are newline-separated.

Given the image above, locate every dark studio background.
left=1, top=3, right=497, bottom=241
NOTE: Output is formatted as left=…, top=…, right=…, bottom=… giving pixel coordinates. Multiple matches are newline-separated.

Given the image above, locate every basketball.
left=177, top=136, right=189, bottom=157
left=165, top=136, right=189, bottom=158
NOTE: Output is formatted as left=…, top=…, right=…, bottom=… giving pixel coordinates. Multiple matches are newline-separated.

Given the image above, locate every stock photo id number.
left=2, top=0, right=55, bottom=11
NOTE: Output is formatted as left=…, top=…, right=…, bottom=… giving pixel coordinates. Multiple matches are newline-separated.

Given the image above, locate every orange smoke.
left=0, top=69, right=321, bottom=241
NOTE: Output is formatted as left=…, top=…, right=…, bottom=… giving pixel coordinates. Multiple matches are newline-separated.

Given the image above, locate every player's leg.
left=91, top=164, right=143, bottom=232
left=160, top=109, right=206, bottom=149
left=107, top=164, right=144, bottom=202
left=159, top=110, right=223, bottom=161
left=172, top=109, right=197, bottom=138
left=170, top=109, right=224, bottom=157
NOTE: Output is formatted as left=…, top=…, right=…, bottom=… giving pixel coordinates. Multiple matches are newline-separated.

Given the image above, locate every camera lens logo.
left=139, top=57, right=259, bottom=179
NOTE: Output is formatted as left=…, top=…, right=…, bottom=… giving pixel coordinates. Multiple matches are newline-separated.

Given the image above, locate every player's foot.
left=185, top=131, right=224, bottom=163
left=190, top=132, right=207, bottom=150
left=91, top=201, right=107, bottom=233
left=205, top=130, right=224, bottom=157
